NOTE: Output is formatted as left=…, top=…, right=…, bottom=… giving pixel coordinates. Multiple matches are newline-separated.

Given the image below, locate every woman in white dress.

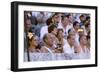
left=75, top=35, right=90, bottom=59
left=24, top=32, right=42, bottom=62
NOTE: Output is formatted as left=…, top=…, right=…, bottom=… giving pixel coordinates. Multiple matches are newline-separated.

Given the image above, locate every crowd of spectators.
left=24, top=11, right=90, bottom=61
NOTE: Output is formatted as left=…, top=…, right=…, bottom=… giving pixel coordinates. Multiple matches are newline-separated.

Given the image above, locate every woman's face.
left=58, top=30, right=63, bottom=38
left=80, top=36, right=87, bottom=45
left=31, top=36, right=38, bottom=47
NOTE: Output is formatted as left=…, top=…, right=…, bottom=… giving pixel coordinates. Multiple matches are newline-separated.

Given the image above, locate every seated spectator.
left=41, top=33, right=56, bottom=60
left=66, top=13, right=73, bottom=28
left=24, top=18, right=33, bottom=51
left=27, top=32, right=40, bottom=52
left=63, top=34, right=77, bottom=59
left=76, top=35, right=90, bottom=59
left=48, top=24, right=59, bottom=47
left=57, top=29, right=67, bottom=47
left=24, top=32, right=41, bottom=61
left=24, top=18, right=32, bottom=32
left=73, top=21, right=80, bottom=45
left=51, top=13, right=62, bottom=26
left=58, top=15, right=72, bottom=39
left=41, top=33, right=66, bottom=60
left=79, top=14, right=85, bottom=27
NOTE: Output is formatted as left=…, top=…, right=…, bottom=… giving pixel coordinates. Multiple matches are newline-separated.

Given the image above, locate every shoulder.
left=40, top=46, right=48, bottom=53
left=40, top=26, right=48, bottom=34
left=41, top=25, right=48, bottom=30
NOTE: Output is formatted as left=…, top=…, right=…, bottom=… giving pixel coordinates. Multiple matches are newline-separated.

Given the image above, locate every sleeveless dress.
left=74, top=46, right=90, bottom=59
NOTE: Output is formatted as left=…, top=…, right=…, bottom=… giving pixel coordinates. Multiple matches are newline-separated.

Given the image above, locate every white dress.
left=75, top=47, right=90, bottom=59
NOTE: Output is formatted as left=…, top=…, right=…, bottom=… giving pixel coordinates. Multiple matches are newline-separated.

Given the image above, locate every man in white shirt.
left=58, top=15, right=72, bottom=39
left=63, top=34, right=76, bottom=59
left=73, top=21, right=80, bottom=45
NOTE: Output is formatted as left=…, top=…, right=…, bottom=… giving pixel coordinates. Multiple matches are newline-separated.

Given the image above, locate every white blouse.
left=75, top=46, right=90, bottom=59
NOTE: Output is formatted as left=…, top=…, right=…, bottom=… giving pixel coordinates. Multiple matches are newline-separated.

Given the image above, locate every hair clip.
left=27, top=32, right=33, bottom=39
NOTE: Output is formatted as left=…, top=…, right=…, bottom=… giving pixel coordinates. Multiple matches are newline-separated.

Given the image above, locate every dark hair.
left=24, top=18, right=31, bottom=25
left=48, top=24, right=57, bottom=33
left=43, top=34, right=48, bottom=43
left=66, top=14, right=71, bottom=18
left=31, top=16, right=37, bottom=25
left=79, top=14, right=84, bottom=19
left=61, top=15, right=68, bottom=21
left=46, top=17, right=52, bottom=26
left=73, top=21, right=79, bottom=27
left=68, top=29, right=72, bottom=34
left=86, top=16, right=90, bottom=20
left=67, top=34, right=74, bottom=39
left=87, top=35, right=90, bottom=40
left=52, top=13, right=59, bottom=18
left=24, top=11, right=32, bottom=20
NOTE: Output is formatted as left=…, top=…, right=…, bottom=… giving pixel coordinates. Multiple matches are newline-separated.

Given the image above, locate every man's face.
left=46, top=34, right=53, bottom=46
left=74, top=23, right=80, bottom=30
left=25, top=19, right=32, bottom=31
left=53, top=15, right=60, bottom=23
left=58, top=30, right=63, bottom=38
left=68, top=15, right=73, bottom=23
left=52, top=27, right=58, bottom=35
left=62, top=17, right=69, bottom=26
left=69, top=35, right=75, bottom=46
left=80, top=16, right=85, bottom=22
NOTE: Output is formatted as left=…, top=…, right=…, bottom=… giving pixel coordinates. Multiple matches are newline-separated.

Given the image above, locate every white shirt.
left=63, top=40, right=75, bottom=54
left=40, top=25, right=48, bottom=39
left=63, top=40, right=76, bottom=59
left=73, top=28, right=80, bottom=45
left=58, top=23, right=73, bottom=38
